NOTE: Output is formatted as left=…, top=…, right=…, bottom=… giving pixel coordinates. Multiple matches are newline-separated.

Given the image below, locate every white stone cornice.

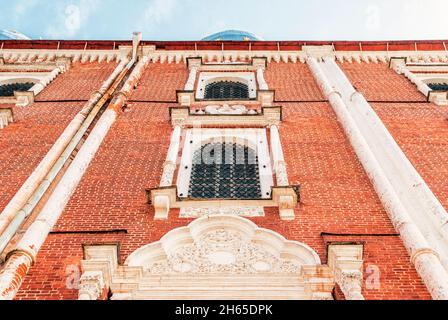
left=0, top=49, right=122, bottom=64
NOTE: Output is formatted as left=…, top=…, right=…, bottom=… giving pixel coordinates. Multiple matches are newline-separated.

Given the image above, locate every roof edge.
left=1, top=39, right=448, bottom=51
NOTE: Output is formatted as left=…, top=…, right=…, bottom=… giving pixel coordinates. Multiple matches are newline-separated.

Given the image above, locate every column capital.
left=78, top=271, right=106, bottom=300
left=328, top=244, right=364, bottom=300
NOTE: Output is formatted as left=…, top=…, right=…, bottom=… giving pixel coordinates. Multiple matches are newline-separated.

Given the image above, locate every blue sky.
left=1, top=0, right=448, bottom=41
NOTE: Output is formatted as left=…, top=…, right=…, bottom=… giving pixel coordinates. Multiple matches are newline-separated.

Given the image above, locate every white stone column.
left=270, top=125, right=295, bottom=220
left=160, top=126, right=181, bottom=187
left=257, top=67, right=269, bottom=90
left=270, top=125, right=288, bottom=186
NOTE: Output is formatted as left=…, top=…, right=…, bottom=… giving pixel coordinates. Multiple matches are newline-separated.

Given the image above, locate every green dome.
left=202, top=30, right=261, bottom=41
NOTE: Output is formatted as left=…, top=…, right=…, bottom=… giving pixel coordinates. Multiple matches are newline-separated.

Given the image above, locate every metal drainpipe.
left=0, top=54, right=149, bottom=301
left=0, top=59, right=131, bottom=256
left=0, top=59, right=128, bottom=238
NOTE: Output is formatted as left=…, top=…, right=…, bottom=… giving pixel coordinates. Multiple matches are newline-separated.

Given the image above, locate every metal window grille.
left=204, top=81, right=249, bottom=100
left=188, top=142, right=262, bottom=199
left=428, top=83, right=448, bottom=91
left=0, top=82, right=35, bottom=97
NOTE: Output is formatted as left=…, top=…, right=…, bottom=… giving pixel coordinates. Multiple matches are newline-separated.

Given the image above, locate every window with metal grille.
left=188, top=142, right=262, bottom=199
left=0, top=82, right=35, bottom=97
left=204, top=81, right=249, bottom=100
left=428, top=83, right=448, bottom=91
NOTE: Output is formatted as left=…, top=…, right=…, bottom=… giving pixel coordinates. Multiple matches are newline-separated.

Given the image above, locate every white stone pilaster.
left=256, top=67, right=268, bottom=90
left=270, top=125, right=288, bottom=186
left=160, top=126, right=181, bottom=187
left=184, top=66, right=198, bottom=91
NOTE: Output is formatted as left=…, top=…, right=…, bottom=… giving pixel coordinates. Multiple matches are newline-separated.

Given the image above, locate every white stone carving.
left=81, top=216, right=333, bottom=300
left=78, top=271, right=105, bottom=300
left=128, top=215, right=320, bottom=273
left=204, top=104, right=250, bottom=115
left=0, top=49, right=121, bottom=64
left=328, top=244, right=364, bottom=300
left=159, top=126, right=182, bottom=187
left=179, top=206, right=264, bottom=218
left=170, top=105, right=280, bottom=127
left=145, top=228, right=302, bottom=274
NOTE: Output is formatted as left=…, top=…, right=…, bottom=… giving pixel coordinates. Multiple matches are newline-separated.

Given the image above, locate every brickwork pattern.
left=11, top=62, right=432, bottom=300
left=264, top=62, right=326, bottom=101
left=129, top=63, right=189, bottom=102
left=35, top=62, right=117, bottom=101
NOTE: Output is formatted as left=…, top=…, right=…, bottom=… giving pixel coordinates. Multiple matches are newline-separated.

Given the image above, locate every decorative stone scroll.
left=328, top=244, right=365, bottom=300
left=203, top=104, right=257, bottom=115
left=179, top=206, right=264, bottom=218
left=80, top=215, right=334, bottom=300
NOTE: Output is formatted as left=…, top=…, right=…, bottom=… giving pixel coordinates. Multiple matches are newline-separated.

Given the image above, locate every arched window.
left=204, top=81, right=249, bottom=100
left=428, top=83, right=448, bottom=91
left=0, top=82, right=35, bottom=97
left=188, top=142, right=262, bottom=199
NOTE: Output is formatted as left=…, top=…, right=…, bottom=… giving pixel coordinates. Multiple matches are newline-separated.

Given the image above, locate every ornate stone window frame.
left=196, top=72, right=257, bottom=100
left=390, top=56, right=448, bottom=105
left=178, top=56, right=274, bottom=107
left=79, top=215, right=335, bottom=300
left=176, top=128, right=273, bottom=200
left=148, top=124, right=299, bottom=221
left=0, top=57, right=71, bottom=106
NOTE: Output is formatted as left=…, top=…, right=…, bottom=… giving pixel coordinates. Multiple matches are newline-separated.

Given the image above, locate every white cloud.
left=13, top=0, right=39, bottom=19
left=142, top=0, right=177, bottom=29
left=45, top=0, right=102, bottom=39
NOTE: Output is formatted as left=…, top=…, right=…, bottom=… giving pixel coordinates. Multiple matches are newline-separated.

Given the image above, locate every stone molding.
left=0, top=57, right=72, bottom=106
left=390, top=56, right=448, bottom=105
left=176, top=89, right=275, bottom=107
left=0, top=108, right=13, bottom=129
left=328, top=244, right=364, bottom=300
left=148, top=185, right=299, bottom=221
left=80, top=215, right=334, bottom=300
left=169, top=105, right=282, bottom=127
left=2, top=48, right=448, bottom=66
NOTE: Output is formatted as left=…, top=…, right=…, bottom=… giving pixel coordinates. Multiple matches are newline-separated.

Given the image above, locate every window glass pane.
left=428, top=83, right=448, bottom=91
left=204, top=81, right=249, bottom=100
left=188, top=142, right=262, bottom=199
left=0, top=82, right=35, bottom=97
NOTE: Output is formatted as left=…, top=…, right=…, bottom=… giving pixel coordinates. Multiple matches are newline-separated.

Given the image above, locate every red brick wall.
left=35, top=62, right=117, bottom=101
left=0, top=101, right=85, bottom=211
left=129, top=63, right=189, bottom=102
left=0, top=62, right=118, bottom=212
left=13, top=62, right=431, bottom=300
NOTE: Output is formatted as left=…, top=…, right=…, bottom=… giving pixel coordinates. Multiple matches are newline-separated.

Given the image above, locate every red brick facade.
left=4, top=59, right=435, bottom=300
